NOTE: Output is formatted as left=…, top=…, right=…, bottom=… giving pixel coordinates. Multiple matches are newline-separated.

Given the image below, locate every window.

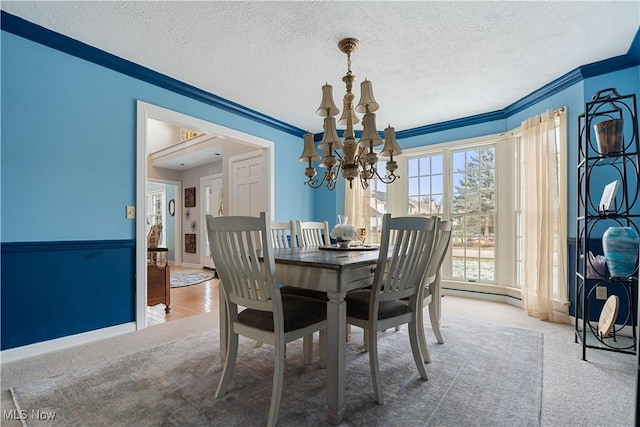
left=407, top=154, right=444, bottom=216
left=350, top=130, right=542, bottom=295
left=354, top=114, right=564, bottom=302
left=450, top=147, right=496, bottom=282
left=373, top=134, right=518, bottom=294
left=406, top=146, right=497, bottom=283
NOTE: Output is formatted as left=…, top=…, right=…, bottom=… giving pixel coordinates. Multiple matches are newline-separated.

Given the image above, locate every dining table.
left=218, top=244, right=383, bottom=425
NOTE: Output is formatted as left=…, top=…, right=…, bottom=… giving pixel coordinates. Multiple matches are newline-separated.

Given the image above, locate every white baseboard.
left=442, top=288, right=523, bottom=308
left=180, top=262, right=202, bottom=269
left=569, top=315, right=637, bottom=338
left=1, top=322, right=136, bottom=363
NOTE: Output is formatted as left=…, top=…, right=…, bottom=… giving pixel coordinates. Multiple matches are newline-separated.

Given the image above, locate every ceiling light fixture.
left=299, top=38, right=403, bottom=191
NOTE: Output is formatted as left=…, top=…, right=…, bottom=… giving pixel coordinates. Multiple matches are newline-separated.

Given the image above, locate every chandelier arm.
left=374, top=168, right=398, bottom=184
left=305, top=173, right=327, bottom=189
left=358, top=174, right=370, bottom=190
left=309, top=161, right=343, bottom=190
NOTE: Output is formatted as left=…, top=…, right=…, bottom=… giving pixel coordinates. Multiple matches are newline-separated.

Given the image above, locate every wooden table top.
left=267, top=246, right=383, bottom=270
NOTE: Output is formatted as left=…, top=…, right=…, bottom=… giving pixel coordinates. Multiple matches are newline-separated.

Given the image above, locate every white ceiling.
left=3, top=1, right=639, bottom=134
left=150, top=133, right=224, bottom=170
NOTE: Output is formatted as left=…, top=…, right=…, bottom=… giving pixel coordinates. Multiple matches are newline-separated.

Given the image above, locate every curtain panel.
left=521, top=108, right=570, bottom=323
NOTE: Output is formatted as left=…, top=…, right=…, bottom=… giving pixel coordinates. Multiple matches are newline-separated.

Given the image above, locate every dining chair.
left=280, top=220, right=331, bottom=366
left=415, top=217, right=452, bottom=363
left=345, top=213, right=436, bottom=404
left=295, top=220, right=330, bottom=247
left=206, top=212, right=327, bottom=427
left=391, top=217, right=452, bottom=362
left=251, top=220, right=298, bottom=348
left=268, top=219, right=317, bottom=363
left=271, top=220, right=298, bottom=249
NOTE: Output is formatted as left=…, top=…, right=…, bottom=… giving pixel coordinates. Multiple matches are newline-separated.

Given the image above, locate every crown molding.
left=627, top=26, right=640, bottom=65
left=2, top=12, right=638, bottom=141
left=396, top=110, right=507, bottom=139
left=0, top=11, right=305, bottom=137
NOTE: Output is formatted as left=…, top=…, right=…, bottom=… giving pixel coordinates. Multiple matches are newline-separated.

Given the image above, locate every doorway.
left=136, top=101, right=275, bottom=330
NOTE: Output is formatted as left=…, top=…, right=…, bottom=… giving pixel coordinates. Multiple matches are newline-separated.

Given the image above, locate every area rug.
left=10, top=317, right=543, bottom=426
left=170, top=272, right=215, bottom=288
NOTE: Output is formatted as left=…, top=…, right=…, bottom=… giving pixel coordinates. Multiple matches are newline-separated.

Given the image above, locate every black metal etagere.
left=575, top=88, right=639, bottom=360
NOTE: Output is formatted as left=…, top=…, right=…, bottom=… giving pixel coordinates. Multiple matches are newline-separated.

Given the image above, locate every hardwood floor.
left=146, top=266, right=220, bottom=326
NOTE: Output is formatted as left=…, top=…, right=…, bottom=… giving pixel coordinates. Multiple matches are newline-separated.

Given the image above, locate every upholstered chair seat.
left=238, top=295, right=327, bottom=332
left=346, top=290, right=411, bottom=320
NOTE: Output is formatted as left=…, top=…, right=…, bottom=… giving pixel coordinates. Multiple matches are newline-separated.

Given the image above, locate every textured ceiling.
left=3, top=1, right=639, bottom=133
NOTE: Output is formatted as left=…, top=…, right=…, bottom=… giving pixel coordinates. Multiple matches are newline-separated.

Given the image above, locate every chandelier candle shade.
left=299, top=38, right=403, bottom=190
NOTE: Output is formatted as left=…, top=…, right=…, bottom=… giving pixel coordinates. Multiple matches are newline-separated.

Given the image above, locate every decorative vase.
left=594, top=118, right=624, bottom=155
left=602, top=226, right=639, bottom=278
left=336, top=238, right=351, bottom=249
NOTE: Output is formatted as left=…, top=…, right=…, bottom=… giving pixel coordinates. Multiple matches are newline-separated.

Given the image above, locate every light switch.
left=126, top=205, right=136, bottom=219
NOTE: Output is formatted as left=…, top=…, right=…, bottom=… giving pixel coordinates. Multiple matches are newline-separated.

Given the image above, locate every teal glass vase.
left=602, top=226, right=639, bottom=278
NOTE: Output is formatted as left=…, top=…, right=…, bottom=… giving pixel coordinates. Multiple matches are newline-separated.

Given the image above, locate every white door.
left=230, top=151, right=267, bottom=216
left=201, top=174, right=223, bottom=269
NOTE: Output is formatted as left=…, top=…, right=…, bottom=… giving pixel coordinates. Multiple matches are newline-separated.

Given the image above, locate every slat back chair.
left=271, top=220, right=297, bottom=249
left=282, top=220, right=332, bottom=365
left=206, top=212, right=327, bottom=427
left=266, top=220, right=310, bottom=358
left=345, top=213, right=437, bottom=404
left=295, top=220, right=330, bottom=247
left=279, top=220, right=331, bottom=365
left=416, top=217, right=452, bottom=363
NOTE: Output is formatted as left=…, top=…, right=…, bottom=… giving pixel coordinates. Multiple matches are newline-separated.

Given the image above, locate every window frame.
left=392, top=132, right=520, bottom=302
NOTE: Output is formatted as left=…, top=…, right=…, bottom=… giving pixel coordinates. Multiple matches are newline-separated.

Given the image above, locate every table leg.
left=326, top=291, right=346, bottom=425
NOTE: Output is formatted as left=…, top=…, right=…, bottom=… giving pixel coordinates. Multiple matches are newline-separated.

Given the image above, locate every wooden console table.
left=147, top=248, right=170, bottom=312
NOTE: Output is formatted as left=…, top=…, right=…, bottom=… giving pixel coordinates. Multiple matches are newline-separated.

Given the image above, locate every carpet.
left=170, top=272, right=215, bottom=288
left=10, top=317, right=543, bottom=426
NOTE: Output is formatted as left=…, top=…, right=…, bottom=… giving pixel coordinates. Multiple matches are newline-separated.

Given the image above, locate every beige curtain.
left=521, top=109, right=569, bottom=323
left=345, top=180, right=371, bottom=239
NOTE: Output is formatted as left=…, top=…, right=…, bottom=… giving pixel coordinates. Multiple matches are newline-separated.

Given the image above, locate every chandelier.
left=299, top=38, right=403, bottom=191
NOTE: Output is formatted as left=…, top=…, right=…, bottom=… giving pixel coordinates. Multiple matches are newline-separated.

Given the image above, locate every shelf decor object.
left=575, top=87, right=639, bottom=361
left=299, top=38, right=403, bottom=191
left=598, top=180, right=619, bottom=213
left=603, top=226, right=639, bottom=278
left=598, top=295, right=619, bottom=338
left=586, top=251, right=606, bottom=279
left=594, top=118, right=624, bottom=155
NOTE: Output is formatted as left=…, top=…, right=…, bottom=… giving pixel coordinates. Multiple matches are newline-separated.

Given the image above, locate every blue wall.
left=1, top=12, right=638, bottom=350
left=1, top=32, right=313, bottom=243
left=0, top=18, right=313, bottom=350
left=1, top=240, right=135, bottom=349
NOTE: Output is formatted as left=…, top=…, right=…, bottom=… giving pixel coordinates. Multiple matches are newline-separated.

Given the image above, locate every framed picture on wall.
left=185, top=187, right=196, bottom=207
left=185, top=233, right=196, bottom=253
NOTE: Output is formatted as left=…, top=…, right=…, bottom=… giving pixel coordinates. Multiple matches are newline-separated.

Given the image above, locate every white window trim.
left=395, top=132, right=522, bottom=305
